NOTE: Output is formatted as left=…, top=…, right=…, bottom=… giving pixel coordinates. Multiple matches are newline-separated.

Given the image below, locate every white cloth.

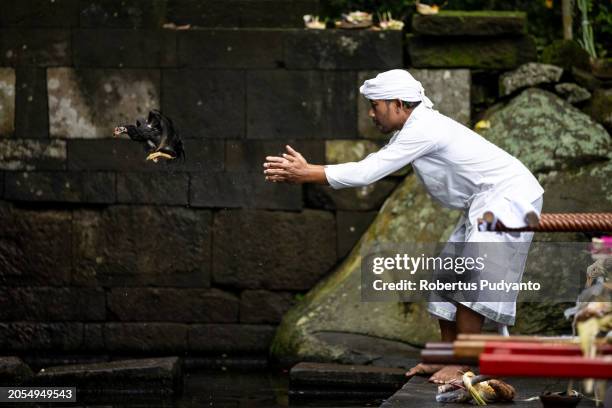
left=359, top=69, right=434, bottom=108
left=324, top=103, right=544, bottom=214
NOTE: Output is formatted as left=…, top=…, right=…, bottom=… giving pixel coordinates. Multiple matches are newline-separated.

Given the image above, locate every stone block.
left=0, top=206, right=72, bottom=286
left=166, top=0, right=318, bottom=28
left=117, top=172, right=188, bottom=205
left=247, top=70, right=356, bottom=139
left=78, top=0, right=166, bottom=28
left=190, top=172, right=302, bottom=210
left=83, top=323, right=105, bottom=352
left=73, top=206, right=212, bottom=287
left=412, top=11, right=526, bottom=36
left=15, top=67, right=48, bottom=138
left=73, top=29, right=176, bottom=67
left=407, top=35, right=537, bottom=69
left=0, top=0, right=79, bottom=28
left=162, top=69, right=244, bottom=139
left=304, top=181, right=398, bottom=211
left=0, top=357, right=33, bottom=385
left=225, top=140, right=325, bottom=172
left=290, top=362, right=406, bottom=389
left=0, top=139, right=66, bottom=170
left=284, top=30, right=402, bottom=70
left=104, top=323, right=188, bottom=352
left=34, top=357, right=182, bottom=395
left=5, top=171, right=115, bottom=203
left=0, top=172, right=4, bottom=197
left=68, top=139, right=224, bottom=172
left=178, top=29, right=284, bottom=68
left=0, top=323, right=83, bottom=351
left=189, top=324, right=276, bottom=352
left=108, top=288, right=239, bottom=323
left=212, top=209, right=336, bottom=289
left=337, top=211, right=378, bottom=259
left=48, top=68, right=160, bottom=138
left=0, top=29, right=71, bottom=66
left=0, top=68, right=15, bottom=137
left=240, top=290, right=296, bottom=324
left=0, top=287, right=105, bottom=321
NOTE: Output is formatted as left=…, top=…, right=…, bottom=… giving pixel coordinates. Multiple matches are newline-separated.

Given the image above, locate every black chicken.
left=113, top=109, right=184, bottom=163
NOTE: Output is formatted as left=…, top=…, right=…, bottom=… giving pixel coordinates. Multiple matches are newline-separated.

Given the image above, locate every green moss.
left=436, top=10, right=526, bottom=18
left=541, top=39, right=591, bottom=70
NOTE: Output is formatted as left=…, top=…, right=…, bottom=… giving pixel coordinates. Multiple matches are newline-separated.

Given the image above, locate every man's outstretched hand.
left=263, top=145, right=328, bottom=185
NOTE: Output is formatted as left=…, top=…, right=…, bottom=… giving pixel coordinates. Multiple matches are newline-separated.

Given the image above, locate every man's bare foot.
left=405, top=363, right=444, bottom=378
left=428, top=365, right=470, bottom=384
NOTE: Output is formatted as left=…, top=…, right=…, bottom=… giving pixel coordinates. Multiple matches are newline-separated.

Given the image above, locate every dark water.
left=38, top=370, right=384, bottom=408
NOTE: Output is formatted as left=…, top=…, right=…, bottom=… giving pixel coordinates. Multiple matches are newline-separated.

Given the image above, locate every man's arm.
left=263, top=145, right=329, bottom=185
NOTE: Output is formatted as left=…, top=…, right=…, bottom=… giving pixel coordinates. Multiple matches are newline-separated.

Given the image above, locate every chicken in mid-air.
left=113, top=109, right=184, bottom=163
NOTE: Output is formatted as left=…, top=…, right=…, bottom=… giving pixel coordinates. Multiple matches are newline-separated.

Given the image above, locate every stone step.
left=0, top=356, right=34, bottom=385
left=412, top=11, right=526, bottom=36
left=32, top=357, right=182, bottom=395
left=290, top=362, right=407, bottom=390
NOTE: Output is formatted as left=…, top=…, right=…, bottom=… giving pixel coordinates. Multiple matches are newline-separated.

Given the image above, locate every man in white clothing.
left=262, top=69, right=544, bottom=383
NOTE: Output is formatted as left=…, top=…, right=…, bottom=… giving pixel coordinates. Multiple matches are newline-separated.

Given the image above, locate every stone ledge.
left=412, top=11, right=526, bottom=36
left=0, top=139, right=66, bottom=171
left=0, top=29, right=71, bottom=66
left=408, top=35, right=536, bottom=69
left=189, top=324, right=276, bottom=352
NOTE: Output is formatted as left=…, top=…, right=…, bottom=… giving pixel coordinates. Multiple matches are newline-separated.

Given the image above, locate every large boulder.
left=271, top=175, right=461, bottom=366
left=478, top=88, right=609, bottom=173
left=584, top=88, right=612, bottom=133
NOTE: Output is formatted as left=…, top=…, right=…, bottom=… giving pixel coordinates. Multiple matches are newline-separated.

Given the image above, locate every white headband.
left=359, top=69, right=434, bottom=109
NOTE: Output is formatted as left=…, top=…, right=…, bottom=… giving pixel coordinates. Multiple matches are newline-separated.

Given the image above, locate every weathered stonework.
left=48, top=68, right=160, bottom=138
left=107, top=288, right=240, bottom=323
left=499, top=62, right=563, bottom=96
left=0, top=29, right=71, bottom=66
left=73, top=206, right=212, bottom=287
left=0, top=68, right=15, bottom=136
left=408, top=35, right=537, bottom=69
left=240, top=290, right=296, bottom=324
left=104, top=323, right=188, bottom=352
left=0, top=139, right=65, bottom=170
left=189, top=324, right=276, bottom=353
left=412, top=11, right=526, bottom=36
left=212, top=209, right=336, bottom=290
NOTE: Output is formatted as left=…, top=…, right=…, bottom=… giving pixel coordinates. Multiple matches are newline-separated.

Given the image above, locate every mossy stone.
left=541, top=39, right=591, bottom=71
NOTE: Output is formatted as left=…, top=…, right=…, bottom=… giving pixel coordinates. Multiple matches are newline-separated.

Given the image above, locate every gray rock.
left=499, top=62, right=563, bottom=96
left=47, top=68, right=160, bottom=138
left=0, top=139, right=65, bottom=171
left=34, top=357, right=182, bottom=395
left=0, top=357, right=34, bottom=385
left=0, top=68, right=15, bottom=137
left=479, top=88, right=609, bottom=173
left=554, top=82, right=591, bottom=104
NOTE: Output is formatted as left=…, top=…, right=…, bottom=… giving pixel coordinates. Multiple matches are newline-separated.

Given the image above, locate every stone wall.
left=0, top=1, right=533, bottom=357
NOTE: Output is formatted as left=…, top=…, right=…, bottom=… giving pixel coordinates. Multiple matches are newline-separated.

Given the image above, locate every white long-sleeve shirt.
left=324, top=104, right=544, bottom=213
